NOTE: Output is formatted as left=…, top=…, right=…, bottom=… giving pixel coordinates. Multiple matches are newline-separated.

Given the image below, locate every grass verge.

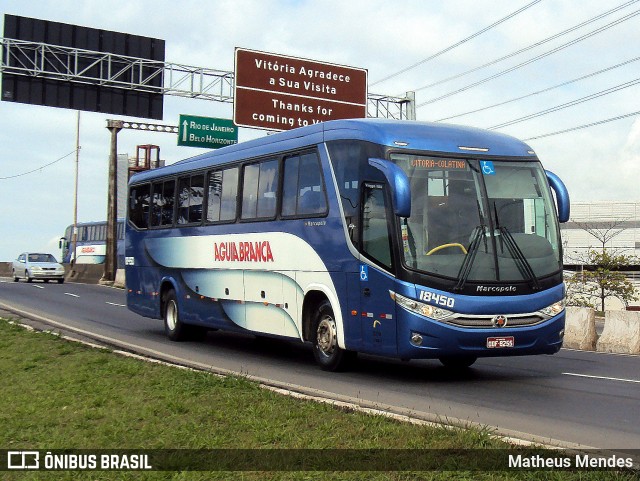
left=0, top=318, right=635, bottom=480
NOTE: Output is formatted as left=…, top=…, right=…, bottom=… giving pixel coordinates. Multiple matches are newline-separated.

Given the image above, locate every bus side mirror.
left=545, top=170, right=570, bottom=223
left=368, top=158, right=411, bottom=218
left=59, top=237, right=67, bottom=249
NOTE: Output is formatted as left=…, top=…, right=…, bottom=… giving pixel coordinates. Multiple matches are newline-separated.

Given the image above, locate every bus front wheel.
left=312, top=300, right=355, bottom=372
left=439, top=356, right=477, bottom=369
left=163, top=290, right=189, bottom=342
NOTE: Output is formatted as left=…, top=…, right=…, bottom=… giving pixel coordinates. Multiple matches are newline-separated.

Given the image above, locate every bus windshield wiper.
left=493, top=203, right=541, bottom=291
left=453, top=225, right=486, bottom=292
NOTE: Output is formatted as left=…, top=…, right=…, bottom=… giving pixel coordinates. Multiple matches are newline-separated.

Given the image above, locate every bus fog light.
left=411, top=332, right=423, bottom=346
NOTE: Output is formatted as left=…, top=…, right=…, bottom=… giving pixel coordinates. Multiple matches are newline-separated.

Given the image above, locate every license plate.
left=487, top=336, right=514, bottom=348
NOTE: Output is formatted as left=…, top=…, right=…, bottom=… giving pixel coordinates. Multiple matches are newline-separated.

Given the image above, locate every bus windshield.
left=391, top=154, right=562, bottom=283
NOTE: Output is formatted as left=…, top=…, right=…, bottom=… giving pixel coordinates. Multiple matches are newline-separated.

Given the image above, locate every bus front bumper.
left=396, top=310, right=565, bottom=360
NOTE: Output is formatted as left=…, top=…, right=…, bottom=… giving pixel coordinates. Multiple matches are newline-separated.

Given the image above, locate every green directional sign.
left=178, top=114, right=238, bottom=149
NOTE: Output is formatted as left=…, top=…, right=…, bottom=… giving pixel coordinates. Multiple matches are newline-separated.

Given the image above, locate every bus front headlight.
left=390, top=291, right=454, bottom=321
left=540, top=300, right=565, bottom=319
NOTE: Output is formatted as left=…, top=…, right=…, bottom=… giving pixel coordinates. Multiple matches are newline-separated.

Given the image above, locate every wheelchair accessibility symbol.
left=360, top=265, right=369, bottom=282
left=480, top=160, right=496, bottom=175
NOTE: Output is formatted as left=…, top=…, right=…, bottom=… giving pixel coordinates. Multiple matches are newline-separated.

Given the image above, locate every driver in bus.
left=428, top=180, right=478, bottom=252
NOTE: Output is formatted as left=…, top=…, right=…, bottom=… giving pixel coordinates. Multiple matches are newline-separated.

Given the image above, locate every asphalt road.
left=1, top=278, right=638, bottom=454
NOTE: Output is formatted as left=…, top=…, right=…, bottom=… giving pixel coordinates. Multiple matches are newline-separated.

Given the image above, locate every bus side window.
left=220, top=168, right=239, bottom=221
left=177, top=174, right=204, bottom=225
left=242, top=160, right=278, bottom=220
left=207, top=171, right=223, bottom=222
left=282, top=152, right=327, bottom=217
left=151, top=183, right=162, bottom=227
left=257, top=160, right=278, bottom=218
left=326, top=140, right=385, bottom=247
left=189, top=175, right=204, bottom=223
left=129, top=184, right=150, bottom=229
left=281, top=155, right=300, bottom=216
left=208, top=167, right=239, bottom=223
left=152, top=180, right=176, bottom=227
left=362, top=185, right=393, bottom=269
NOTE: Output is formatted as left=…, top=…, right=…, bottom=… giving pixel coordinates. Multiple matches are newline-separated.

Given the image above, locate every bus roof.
left=130, top=119, right=536, bottom=183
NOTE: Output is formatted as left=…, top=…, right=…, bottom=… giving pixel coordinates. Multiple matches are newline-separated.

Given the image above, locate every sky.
left=1, top=0, right=640, bottom=261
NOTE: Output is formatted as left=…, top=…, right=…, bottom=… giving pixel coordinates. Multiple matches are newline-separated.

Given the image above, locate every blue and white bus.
left=125, top=119, right=569, bottom=371
left=60, top=220, right=125, bottom=266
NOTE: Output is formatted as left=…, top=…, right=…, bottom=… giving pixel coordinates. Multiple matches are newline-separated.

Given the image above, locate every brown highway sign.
left=234, top=48, right=367, bottom=131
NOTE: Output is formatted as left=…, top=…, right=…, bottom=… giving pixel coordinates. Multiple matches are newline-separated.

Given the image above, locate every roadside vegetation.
left=0, top=318, right=636, bottom=481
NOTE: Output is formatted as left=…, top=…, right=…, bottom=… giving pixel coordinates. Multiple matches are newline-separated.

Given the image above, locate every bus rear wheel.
left=311, top=300, right=355, bottom=372
left=163, top=289, right=189, bottom=341
left=439, top=356, right=477, bottom=369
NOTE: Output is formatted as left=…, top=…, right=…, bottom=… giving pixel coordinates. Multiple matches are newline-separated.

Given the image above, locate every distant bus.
left=60, top=220, right=125, bottom=266
left=125, top=119, right=570, bottom=371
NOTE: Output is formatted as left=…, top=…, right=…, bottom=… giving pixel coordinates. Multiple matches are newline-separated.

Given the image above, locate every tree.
left=565, top=249, right=638, bottom=311
left=564, top=216, right=638, bottom=310
left=571, top=218, right=627, bottom=252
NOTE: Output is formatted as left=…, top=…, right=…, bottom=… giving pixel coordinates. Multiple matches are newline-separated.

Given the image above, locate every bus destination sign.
left=234, top=48, right=367, bottom=131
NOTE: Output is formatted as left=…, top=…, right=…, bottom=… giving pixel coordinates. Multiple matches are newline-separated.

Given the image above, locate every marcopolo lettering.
left=214, top=241, right=275, bottom=263
left=476, top=285, right=517, bottom=293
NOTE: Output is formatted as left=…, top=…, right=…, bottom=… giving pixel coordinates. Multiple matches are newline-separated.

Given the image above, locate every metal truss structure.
left=367, top=91, right=416, bottom=120
left=1, top=38, right=415, bottom=119
left=1, top=38, right=233, bottom=102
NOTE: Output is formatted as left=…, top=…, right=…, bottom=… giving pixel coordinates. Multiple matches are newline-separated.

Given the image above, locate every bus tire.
left=439, top=356, right=477, bottom=369
left=311, top=300, right=355, bottom=372
left=163, top=289, right=189, bottom=342
left=57, top=278, right=65, bottom=284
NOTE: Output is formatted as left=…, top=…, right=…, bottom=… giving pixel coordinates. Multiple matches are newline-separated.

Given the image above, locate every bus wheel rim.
left=166, top=300, right=178, bottom=331
left=317, top=315, right=337, bottom=356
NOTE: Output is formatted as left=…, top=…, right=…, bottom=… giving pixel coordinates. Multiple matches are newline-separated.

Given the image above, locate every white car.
left=13, top=252, right=65, bottom=284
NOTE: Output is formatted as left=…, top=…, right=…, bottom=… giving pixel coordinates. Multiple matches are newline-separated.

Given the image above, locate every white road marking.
left=32, top=285, right=44, bottom=289
left=563, top=372, right=640, bottom=384
left=105, top=302, right=126, bottom=307
left=65, top=293, right=80, bottom=298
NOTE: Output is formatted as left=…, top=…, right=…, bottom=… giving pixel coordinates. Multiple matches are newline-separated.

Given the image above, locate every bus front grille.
left=444, top=314, right=545, bottom=328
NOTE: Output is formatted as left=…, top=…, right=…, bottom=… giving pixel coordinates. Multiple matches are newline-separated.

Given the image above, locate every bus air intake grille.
left=444, top=314, right=545, bottom=328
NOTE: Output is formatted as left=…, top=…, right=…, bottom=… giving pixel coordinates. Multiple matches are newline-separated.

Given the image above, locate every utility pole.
left=71, top=111, right=80, bottom=268
left=102, top=119, right=123, bottom=284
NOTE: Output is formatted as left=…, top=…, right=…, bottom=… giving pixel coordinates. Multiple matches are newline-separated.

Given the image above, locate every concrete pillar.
left=564, top=307, right=597, bottom=351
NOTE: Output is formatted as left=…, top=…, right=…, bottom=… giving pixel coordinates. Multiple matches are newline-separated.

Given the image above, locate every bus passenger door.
left=359, top=183, right=398, bottom=356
